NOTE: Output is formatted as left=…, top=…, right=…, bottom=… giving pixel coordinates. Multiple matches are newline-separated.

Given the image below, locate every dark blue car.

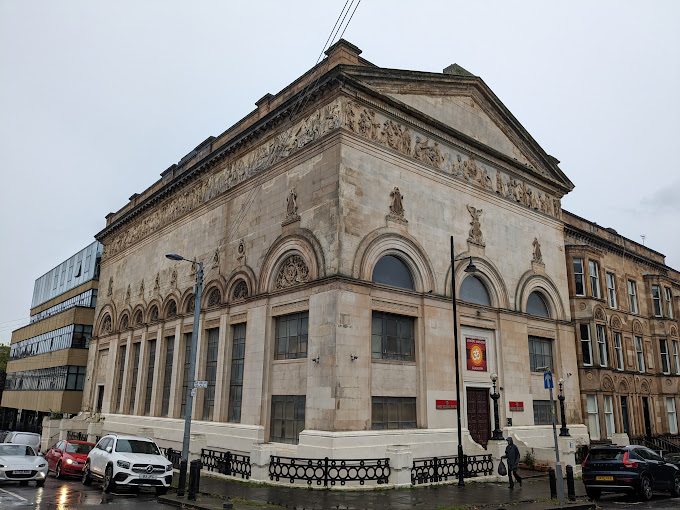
left=582, top=445, right=680, bottom=500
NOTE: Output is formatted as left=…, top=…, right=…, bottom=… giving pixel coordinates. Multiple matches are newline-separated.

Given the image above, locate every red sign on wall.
left=436, top=400, right=458, bottom=410
left=466, top=337, right=487, bottom=372
left=509, top=401, right=524, bottom=412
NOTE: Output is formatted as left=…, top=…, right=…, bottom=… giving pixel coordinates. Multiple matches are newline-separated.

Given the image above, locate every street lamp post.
left=490, top=373, right=504, bottom=440
left=558, top=378, right=570, bottom=437
left=165, top=253, right=203, bottom=496
left=450, top=236, right=477, bottom=486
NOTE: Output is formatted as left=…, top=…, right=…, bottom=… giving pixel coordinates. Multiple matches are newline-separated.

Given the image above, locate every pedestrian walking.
left=502, top=437, right=522, bottom=489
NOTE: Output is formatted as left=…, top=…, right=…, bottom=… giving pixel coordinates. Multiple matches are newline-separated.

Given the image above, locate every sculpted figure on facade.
left=467, top=205, right=485, bottom=246
left=532, top=237, right=543, bottom=265
left=389, top=187, right=405, bottom=219
left=275, top=255, right=310, bottom=289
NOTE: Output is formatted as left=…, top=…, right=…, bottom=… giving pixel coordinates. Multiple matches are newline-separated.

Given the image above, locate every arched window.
left=527, top=291, right=550, bottom=318
left=460, top=276, right=491, bottom=306
left=372, top=255, right=414, bottom=291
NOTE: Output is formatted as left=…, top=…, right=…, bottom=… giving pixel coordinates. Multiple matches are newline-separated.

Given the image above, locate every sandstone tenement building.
left=79, top=40, right=591, bottom=467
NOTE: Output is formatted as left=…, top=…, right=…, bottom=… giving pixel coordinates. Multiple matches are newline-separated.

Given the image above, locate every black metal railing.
left=67, top=431, right=88, bottom=442
left=162, top=447, right=182, bottom=469
left=201, top=449, right=251, bottom=479
left=411, top=454, right=493, bottom=485
left=269, top=456, right=390, bottom=487
left=631, top=435, right=680, bottom=454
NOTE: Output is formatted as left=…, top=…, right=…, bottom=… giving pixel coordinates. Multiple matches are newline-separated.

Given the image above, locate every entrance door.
left=466, top=388, right=491, bottom=448
left=642, top=397, right=652, bottom=437
left=620, top=396, right=630, bottom=435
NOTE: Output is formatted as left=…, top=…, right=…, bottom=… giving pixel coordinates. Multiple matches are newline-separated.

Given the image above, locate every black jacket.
left=504, top=438, right=521, bottom=470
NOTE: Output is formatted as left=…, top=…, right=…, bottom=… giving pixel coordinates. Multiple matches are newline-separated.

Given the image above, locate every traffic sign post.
left=539, top=367, right=564, bottom=504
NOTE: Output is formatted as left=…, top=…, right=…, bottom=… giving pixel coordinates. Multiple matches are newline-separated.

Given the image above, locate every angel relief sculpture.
left=467, top=205, right=485, bottom=246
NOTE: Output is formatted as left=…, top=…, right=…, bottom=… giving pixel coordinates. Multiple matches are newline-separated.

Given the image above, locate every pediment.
left=340, top=67, right=573, bottom=192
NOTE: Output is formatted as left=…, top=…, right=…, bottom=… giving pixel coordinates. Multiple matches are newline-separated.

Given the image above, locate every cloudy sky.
left=1, top=0, right=678, bottom=344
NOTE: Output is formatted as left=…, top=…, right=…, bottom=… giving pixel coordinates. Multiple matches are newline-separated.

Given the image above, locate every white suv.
left=82, top=434, right=173, bottom=495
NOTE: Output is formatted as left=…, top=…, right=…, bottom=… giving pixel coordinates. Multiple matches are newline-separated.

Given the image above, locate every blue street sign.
left=544, top=372, right=554, bottom=389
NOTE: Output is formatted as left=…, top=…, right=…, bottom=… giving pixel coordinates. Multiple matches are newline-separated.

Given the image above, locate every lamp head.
left=165, top=253, right=184, bottom=261
left=464, top=257, right=477, bottom=273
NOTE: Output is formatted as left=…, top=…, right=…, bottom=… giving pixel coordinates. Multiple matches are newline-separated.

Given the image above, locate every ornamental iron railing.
left=269, top=455, right=390, bottom=487
left=162, top=447, right=182, bottom=469
left=201, top=448, right=251, bottom=479
left=411, top=454, right=493, bottom=485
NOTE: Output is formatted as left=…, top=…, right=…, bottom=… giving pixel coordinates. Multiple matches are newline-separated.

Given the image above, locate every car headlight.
left=165, top=464, right=173, bottom=472
left=117, top=460, right=131, bottom=469
left=66, top=459, right=73, bottom=464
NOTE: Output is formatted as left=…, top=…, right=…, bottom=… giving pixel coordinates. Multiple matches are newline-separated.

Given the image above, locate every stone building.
left=80, top=40, right=586, bottom=468
left=2, top=242, right=101, bottom=432
left=564, top=211, right=680, bottom=443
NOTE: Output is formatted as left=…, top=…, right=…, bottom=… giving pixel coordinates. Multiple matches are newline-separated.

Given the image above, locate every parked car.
left=0, top=443, right=48, bottom=486
left=3, top=432, right=42, bottom=454
left=82, top=434, right=172, bottom=495
left=582, top=445, right=680, bottom=500
left=45, top=440, right=95, bottom=478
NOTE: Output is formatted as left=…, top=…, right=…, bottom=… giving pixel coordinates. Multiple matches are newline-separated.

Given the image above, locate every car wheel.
left=671, top=475, right=680, bottom=497
left=82, top=462, right=93, bottom=486
left=55, top=462, right=63, bottom=479
left=103, top=464, right=116, bottom=493
left=19, top=480, right=29, bottom=486
left=585, top=488, right=601, bottom=500
left=155, top=487, right=168, bottom=496
left=36, top=479, right=45, bottom=487
left=639, top=475, right=653, bottom=501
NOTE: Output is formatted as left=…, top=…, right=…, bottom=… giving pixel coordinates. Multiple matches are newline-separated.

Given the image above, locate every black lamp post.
left=165, top=253, right=203, bottom=495
left=450, top=236, right=477, bottom=486
left=490, top=373, right=504, bottom=440
left=558, top=378, right=570, bottom=437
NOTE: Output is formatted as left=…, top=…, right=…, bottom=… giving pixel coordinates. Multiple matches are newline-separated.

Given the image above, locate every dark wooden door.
left=466, top=387, right=491, bottom=448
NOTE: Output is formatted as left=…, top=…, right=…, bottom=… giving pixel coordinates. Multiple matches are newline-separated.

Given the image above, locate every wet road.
left=0, top=475, right=166, bottom=509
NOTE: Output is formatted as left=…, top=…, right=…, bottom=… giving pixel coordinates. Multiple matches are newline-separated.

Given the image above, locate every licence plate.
left=140, top=473, right=156, bottom=479
left=596, top=476, right=614, bottom=481
left=13, top=470, right=31, bottom=475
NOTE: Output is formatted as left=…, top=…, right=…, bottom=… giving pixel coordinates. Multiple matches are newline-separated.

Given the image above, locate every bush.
left=521, top=450, right=536, bottom=469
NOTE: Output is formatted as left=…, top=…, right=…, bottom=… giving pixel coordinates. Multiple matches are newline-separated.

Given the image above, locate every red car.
left=45, top=440, right=95, bottom=478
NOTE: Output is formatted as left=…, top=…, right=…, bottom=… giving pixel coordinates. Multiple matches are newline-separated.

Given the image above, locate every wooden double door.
left=466, top=387, right=491, bottom=448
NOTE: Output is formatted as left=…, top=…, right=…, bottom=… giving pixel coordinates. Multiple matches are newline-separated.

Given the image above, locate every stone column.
left=249, top=443, right=276, bottom=483
left=385, top=445, right=413, bottom=487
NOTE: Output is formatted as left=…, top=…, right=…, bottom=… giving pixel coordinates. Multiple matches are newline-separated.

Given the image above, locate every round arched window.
left=372, top=255, right=414, bottom=291
left=527, top=291, right=550, bottom=318
left=460, top=276, right=491, bottom=306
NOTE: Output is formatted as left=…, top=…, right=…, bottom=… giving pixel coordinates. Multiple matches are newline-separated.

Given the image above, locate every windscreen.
left=589, top=449, right=625, bottom=461
left=115, top=439, right=160, bottom=455
left=66, top=442, right=94, bottom=454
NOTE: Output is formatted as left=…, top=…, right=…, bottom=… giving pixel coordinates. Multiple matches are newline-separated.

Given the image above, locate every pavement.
left=158, top=469, right=595, bottom=510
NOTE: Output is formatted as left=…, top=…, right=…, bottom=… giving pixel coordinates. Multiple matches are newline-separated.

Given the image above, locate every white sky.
left=1, top=0, right=679, bottom=345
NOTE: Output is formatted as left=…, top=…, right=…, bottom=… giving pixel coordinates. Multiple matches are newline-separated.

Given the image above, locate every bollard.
left=566, top=465, right=576, bottom=501
left=177, top=459, right=188, bottom=497
left=188, top=459, right=202, bottom=501
left=548, top=467, right=557, bottom=500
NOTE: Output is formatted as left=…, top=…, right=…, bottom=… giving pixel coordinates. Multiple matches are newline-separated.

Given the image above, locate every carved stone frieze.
left=344, top=100, right=562, bottom=221
left=102, top=99, right=342, bottom=258
left=275, top=255, right=310, bottom=289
